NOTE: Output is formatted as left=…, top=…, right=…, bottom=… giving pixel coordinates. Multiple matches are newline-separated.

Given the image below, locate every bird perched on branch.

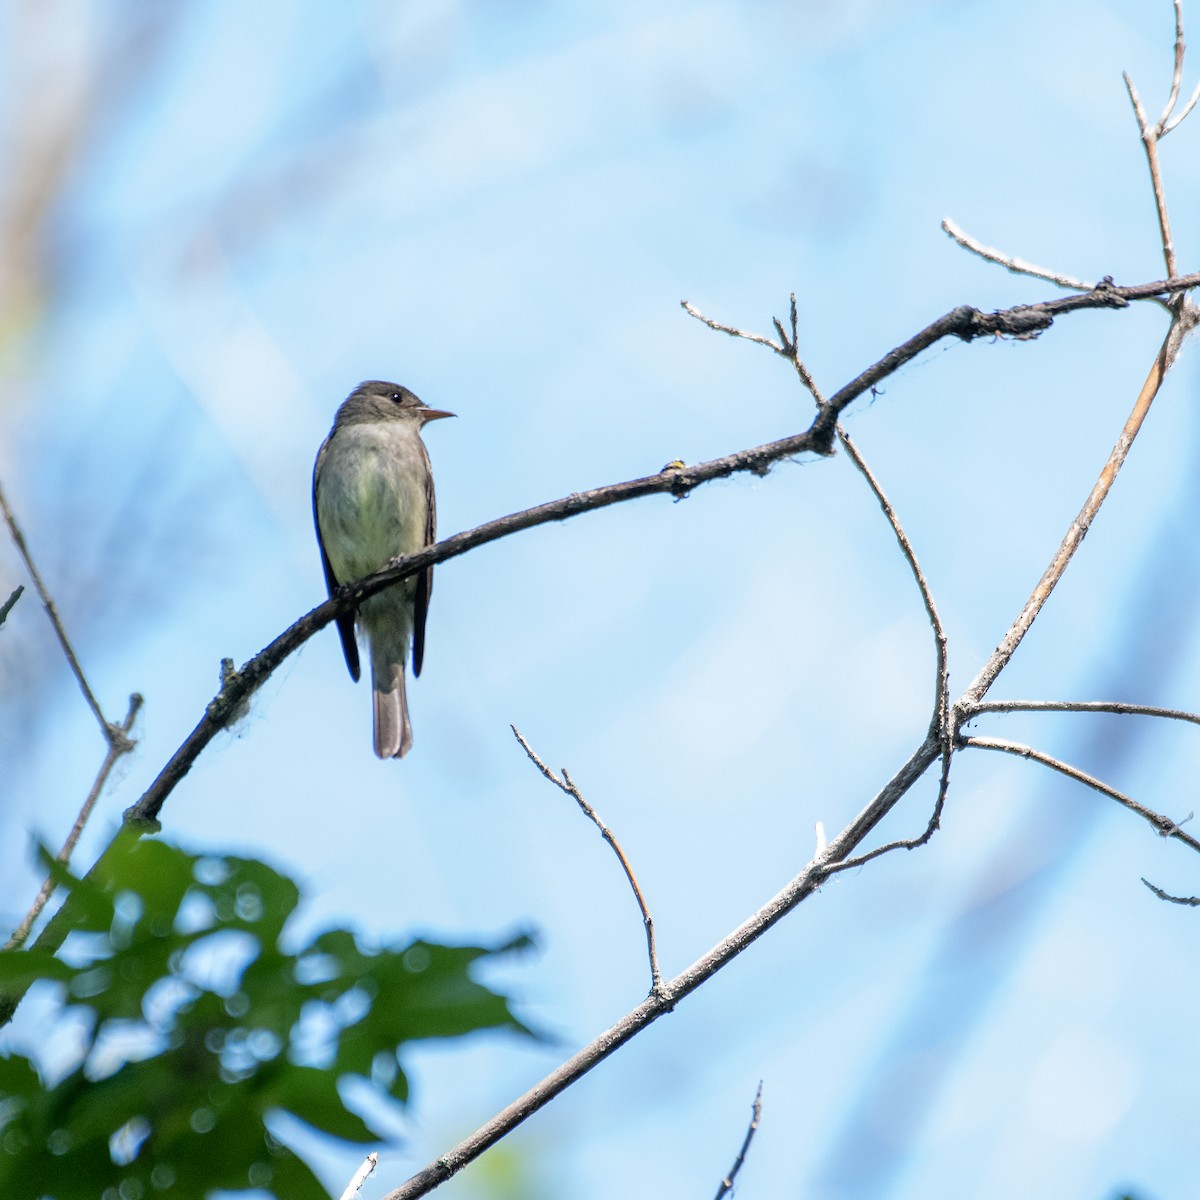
left=313, top=380, right=454, bottom=758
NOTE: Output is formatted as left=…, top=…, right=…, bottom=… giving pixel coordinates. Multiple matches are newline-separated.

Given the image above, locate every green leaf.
left=0, top=842, right=532, bottom=1199
left=0, top=1051, right=41, bottom=1101
left=271, top=1065, right=382, bottom=1143
left=197, top=855, right=301, bottom=945
left=98, top=839, right=197, bottom=932
left=0, top=949, right=76, bottom=989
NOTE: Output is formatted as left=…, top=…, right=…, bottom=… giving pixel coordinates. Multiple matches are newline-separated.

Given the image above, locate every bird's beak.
left=421, top=408, right=456, bottom=422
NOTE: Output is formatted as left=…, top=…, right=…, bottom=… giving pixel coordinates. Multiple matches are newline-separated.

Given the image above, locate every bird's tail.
left=371, top=654, right=412, bottom=759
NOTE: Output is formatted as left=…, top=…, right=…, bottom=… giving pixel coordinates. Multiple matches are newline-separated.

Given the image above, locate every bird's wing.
left=412, top=439, right=435, bottom=678
left=313, top=434, right=361, bottom=682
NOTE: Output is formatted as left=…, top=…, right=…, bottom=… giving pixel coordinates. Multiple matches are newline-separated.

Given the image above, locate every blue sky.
left=4, top=2, right=1200, bottom=1198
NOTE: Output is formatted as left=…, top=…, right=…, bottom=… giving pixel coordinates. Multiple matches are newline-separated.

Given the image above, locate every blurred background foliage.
left=0, top=837, right=533, bottom=1198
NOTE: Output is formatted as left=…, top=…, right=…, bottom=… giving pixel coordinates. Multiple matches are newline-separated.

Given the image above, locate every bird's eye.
left=390, top=392, right=403, bottom=403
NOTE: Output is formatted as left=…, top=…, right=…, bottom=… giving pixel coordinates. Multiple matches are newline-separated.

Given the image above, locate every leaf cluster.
left=0, top=835, right=533, bottom=1199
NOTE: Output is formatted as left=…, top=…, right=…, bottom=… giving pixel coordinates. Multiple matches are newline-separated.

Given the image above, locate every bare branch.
left=684, top=294, right=828, bottom=406
left=941, top=218, right=1095, bottom=291
left=379, top=732, right=946, bottom=1200
left=0, top=584, right=23, bottom=627
left=781, top=293, right=825, bottom=402
left=967, top=698, right=1200, bottom=728
left=1125, top=68, right=1154, bottom=135
left=713, top=1082, right=763, bottom=1200
left=958, top=312, right=1188, bottom=709
left=4, top=692, right=143, bottom=951
left=962, top=735, right=1200, bottom=854
left=836, top=427, right=948, bottom=735
left=829, top=423, right=955, bottom=865
left=0, top=480, right=120, bottom=743
left=1155, top=0, right=1200, bottom=136
left=111, top=272, right=1200, bottom=828
left=1141, top=877, right=1200, bottom=905
left=338, top=1153, right=379, bottom=1200
left=1161, top=75, right=1200, bottom=133
left=1156, top=0, right=1200, bottom=135
left=680, top=300, right=786, bottom=354
left=813, top=821, right=828, bottom=858
left=825, top=740, right=952, bottom=875
left=1125, top=69, right=1180, bottom=278
left=1158, top=0, right=1188, bottom=128
left=512, top=727, right=663, bottom=998
left=10, top=264, right=1193, bottom=1141
left=0, top=482, right=143, bottom=952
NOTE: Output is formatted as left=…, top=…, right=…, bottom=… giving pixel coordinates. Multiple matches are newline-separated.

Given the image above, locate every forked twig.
left=678, top=302, right=956, bottom=867
left=0, top=480, right=117, bottom=743
left=957, top=311, right=1193, bottom=710
left=1158, top=0, right=1200, bottom=136
left=826, top=742, right=952, bottom=876
left=714, top=1082, right=763, bottom=1200
left=681, top=303, right=950, bottom=731
left=682, top=294, right=823, bottom=403
left=1125, top=2, right=1200, bottom=277
left=962, top=735, right=1200, bottom=853
left=1, top=479, right=143, bottom=951
left=4, top=692, right=143, bottom=951
left=110, top=270, right=1200, bottom=832
left=377, top=17, right=1200, bottom=1198
left=1125, top=71, right=1181, bottom=279
left=511, top=727, right=664, bottom=998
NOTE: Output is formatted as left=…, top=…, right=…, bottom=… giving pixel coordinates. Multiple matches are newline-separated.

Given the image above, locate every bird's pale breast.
left=316, top=421, right=428, bottom=588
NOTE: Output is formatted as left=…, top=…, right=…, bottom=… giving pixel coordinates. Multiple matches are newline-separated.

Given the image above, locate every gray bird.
left=313, top=381, right=454, bottom=758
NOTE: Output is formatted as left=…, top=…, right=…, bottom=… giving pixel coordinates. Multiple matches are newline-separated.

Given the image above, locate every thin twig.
left=777, top=293, right=826, bottom=402
left=713, top=1082, right=763, bottom=1200
left=1159, top=0, right=1188, bottom=127
left=338, top=1153, right=379, bottom=1200
left=0, top=584, right=23, bottom=627
left=389, top=49, right=1200, bottom=1196
left=825, top=740, right=952, bottom=875
left=957, top=312, right=1191, bottom=710
left=679, top=310, right=953, bottom=787
left=378, top=733, right=946, bottom=1200
left=22, top=272, right=1159, bottom=1001
left=0, top=482, right=143, bottom=952
left=833, top=427, right=953, bottom=863
left=8, top=264, right=1194, bottom=1126
left=683, top=295, right=826, bottom=403
left=836, top=428, right=948, bottom=733
left=3, top=692, right=143, bottom=951
left=1161, top=74, right=1200, bottom=133
left=941, top=218, right=1095, bottom=292
left=511, top=727, right=664, bottom=998
left=110, top=271, right=1200, bottom=828
left=1159, top=0, right=1200, bottom=134
left=966, top=698, right=1200, bottom=727
left=0, top=480, right=115, bottom=743
left=1141, top=877, right=1200, bottom=905
left=680, top=301, right=785, bottom=354
left=1125, top=70, right=1180, bottom=279
left=684, top=314, right=959, bottom=874
left=962, top=735, right=1200, bottom=853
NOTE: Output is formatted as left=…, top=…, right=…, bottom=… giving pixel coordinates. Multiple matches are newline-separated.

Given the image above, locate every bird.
left=312, top=381, right=454, bottom=758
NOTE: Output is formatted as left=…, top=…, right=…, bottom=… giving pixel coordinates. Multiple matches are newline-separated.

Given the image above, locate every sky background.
left=3, top=2, right=1200, bottom=1198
